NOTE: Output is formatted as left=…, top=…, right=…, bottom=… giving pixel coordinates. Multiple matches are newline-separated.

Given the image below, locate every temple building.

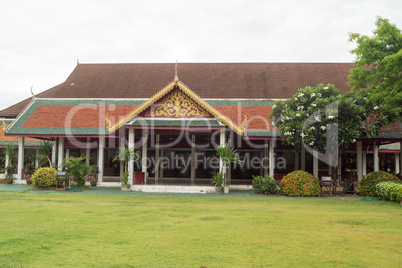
left=1, top=63, right=401, bottom=189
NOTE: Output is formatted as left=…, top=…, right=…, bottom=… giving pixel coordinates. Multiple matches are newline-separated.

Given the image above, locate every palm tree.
left=39, top=141, right=54, bottom=168
left=4, top=145, right=17, bottom=178
left=112, top=148, right=138, bottom=174
left=214, top=145, right=242, bottom=187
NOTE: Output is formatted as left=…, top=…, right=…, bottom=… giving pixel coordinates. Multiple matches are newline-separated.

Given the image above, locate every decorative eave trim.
left=176, top=81, right=246, bottom=135
left=106, top=80, right=248, bottom=135
left=107, top=81, right=176, bottom=133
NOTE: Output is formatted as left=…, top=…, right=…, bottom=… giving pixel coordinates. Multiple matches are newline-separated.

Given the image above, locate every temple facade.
left=1, top=63, right=401, bottom=187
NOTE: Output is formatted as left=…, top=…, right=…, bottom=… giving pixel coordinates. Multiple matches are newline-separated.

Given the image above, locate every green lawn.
left=0, top=192, right=401, bottom=267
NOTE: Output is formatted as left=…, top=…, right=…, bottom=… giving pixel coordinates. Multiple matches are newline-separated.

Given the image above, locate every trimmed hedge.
left=31, top=167, right=57, bottom=188
left=375, top=181, right=402, bottom=202
left=279, top=170, right=321, bottom=197
left=358, top=171, right=400, bottom=196
left=252, top=174, right=279, bottom=194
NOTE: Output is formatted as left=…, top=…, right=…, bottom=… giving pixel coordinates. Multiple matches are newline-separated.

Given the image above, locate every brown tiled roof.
left=0, top=62, right=353, bottom=117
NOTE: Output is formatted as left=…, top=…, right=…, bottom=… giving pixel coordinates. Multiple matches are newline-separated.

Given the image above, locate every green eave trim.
left=7, top=127, right=109, bottom=136
left=128, top=119, right=223, bottom=127
left=244, top=130, right=281, bottom=137
left=379, top=144, right=401, bottom=150
left=0, top=141, right=43, bottom=147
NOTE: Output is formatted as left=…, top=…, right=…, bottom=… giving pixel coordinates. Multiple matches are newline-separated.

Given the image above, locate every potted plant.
left=121, top=172, right=131, bottom=192
left=3, top=145, right=17, bottom=184
left=211, top=172, right=224, bottom=194
left=84, top=165, right=98, bottom=186
left=112, top=148, right=139, bottom=191
left=212, top=145, right=242, bottom=194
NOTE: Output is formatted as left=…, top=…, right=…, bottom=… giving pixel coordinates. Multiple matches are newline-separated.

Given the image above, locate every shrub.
left=375, top=181, right=402, bottom=202
left=358, top=171, right=400, bottom=196
left=31, top=167, right=57, bottom=188
left=279, top=170, right=321, bottom=197
left=252, top=174, right=279, bottom=194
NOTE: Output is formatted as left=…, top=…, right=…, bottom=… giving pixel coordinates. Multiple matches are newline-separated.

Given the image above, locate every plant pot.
left=26, top=179, right=33, bottom=185
left=121, top=185, right=131, bottom=192
left=90, top=181, right=97, bottom=187
left=6, top=179, right=13, bottom=184
left=215, top=186, right=223, bottom=194
left=223, top=186, right=229, bottom=194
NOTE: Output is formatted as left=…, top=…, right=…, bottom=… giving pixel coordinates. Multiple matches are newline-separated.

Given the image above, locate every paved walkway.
left=0, top=184, right=363, bottom=199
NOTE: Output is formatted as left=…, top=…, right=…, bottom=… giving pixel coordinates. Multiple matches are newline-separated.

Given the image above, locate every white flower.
left=273, top=104, right=277, bottom=109
left=352, top=139, right=356, bottom=143
left=294, top=97, right=298, bottom=100
left=300, top=132, right=307, bottom=138
left=328, top=115, right=335, bottom=120
left=315, top=115, right=321, bottom=122
left=298, top=93, right=304, bottom=97
left=296, top=113, right=301, bottom=117
left=310, top=127, right=315, bottom=130
left=312, top=103, right=317, bottom=107
left=271, top=122, right=275, bottom=127
left=310, top=141, right=314, bottom=146
left=323, top=87, right=329, bottom=90
left=374, top=106, right=379, bottom=110
left=311, top=93, right=316, bottom=97
left=321, top=126, right=326, bottom=130
left=318, top=93, right=322, bottom=97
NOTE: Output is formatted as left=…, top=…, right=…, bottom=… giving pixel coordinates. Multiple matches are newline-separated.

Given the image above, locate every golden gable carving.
left=144, top=89, right=212, bottom=118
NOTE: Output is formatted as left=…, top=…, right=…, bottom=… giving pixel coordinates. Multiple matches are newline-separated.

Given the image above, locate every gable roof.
left=106, top=80, right=248, bottom=135
left=0, top=62, right=353, bottom=117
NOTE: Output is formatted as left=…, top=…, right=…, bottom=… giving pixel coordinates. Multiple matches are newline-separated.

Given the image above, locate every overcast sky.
left=0, top=0, right=401, bottom=111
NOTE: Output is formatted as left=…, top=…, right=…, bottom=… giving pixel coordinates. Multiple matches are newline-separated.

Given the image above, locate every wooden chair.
left=56, top=171, right=68, bottom=189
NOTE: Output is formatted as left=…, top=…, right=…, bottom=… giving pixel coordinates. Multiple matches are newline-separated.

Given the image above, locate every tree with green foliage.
left=269, top=84, right=387, bottom=183
left=112, top=147, right=139, bottom=186
left=349, top=16, right=402, bottom=122
left=39, top=141, right=54, bottom=168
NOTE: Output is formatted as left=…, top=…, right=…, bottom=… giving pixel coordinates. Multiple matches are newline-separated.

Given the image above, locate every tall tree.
left=349, top=17, right=402, bottom=122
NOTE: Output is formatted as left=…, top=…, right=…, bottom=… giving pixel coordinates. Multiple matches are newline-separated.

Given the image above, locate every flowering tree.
left=269, top=84, right=387, bottom=181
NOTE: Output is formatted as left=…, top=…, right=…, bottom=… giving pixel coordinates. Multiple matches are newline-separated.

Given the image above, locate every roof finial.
left=30, top=85, right=36, bottom=100
left=173, top=60, right=179, bottom=83
left=77, top=58, right=79, bottom=65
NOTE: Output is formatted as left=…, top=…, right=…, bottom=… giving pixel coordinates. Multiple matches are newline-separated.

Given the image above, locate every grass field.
left=0, top=192, right=401, bottom=267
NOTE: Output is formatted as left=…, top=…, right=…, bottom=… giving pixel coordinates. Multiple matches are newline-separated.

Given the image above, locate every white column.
left=119, top=137, right=125, bottom=180
left=65, top=149, right=70, bottom=159
left=269, top=139, right=274, bottom=177
left=395, top=153, right=400, bottom=175
left=5, top=153, right=9, bottom=170
left=51, top=141, right=56, bottom=166
left=373, top=142, right=379, bottom=171
left=264, top=140, right=269, bottom=176
left=313, top=150, right=318, bottom=178
left=98, top=137, right=104, bottom=183
left=86, top=138, right=91, bottom=165
left=191, top=135, right=195, bottom=185
left=363, top=152, right=367, bottom=176
left=17, top=137, right=24, bottom=180
left=128, top=129, right=135, bottom=184
left=357, top=141, right=363, bottom=181
left=57, top=137, right=64, bottom=170
left=294, top=152, right=299, bottom=171
left=301, top=146, right=306, bottom=171
left=155, top=135, right=160, bottom=184
left=35, top=149, right=39, bottom=168
left=219, top=129, right=226, bottom=176
left=159, top=150, right=164, bottom=179
left=142, top=133, right=148, bottom=183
